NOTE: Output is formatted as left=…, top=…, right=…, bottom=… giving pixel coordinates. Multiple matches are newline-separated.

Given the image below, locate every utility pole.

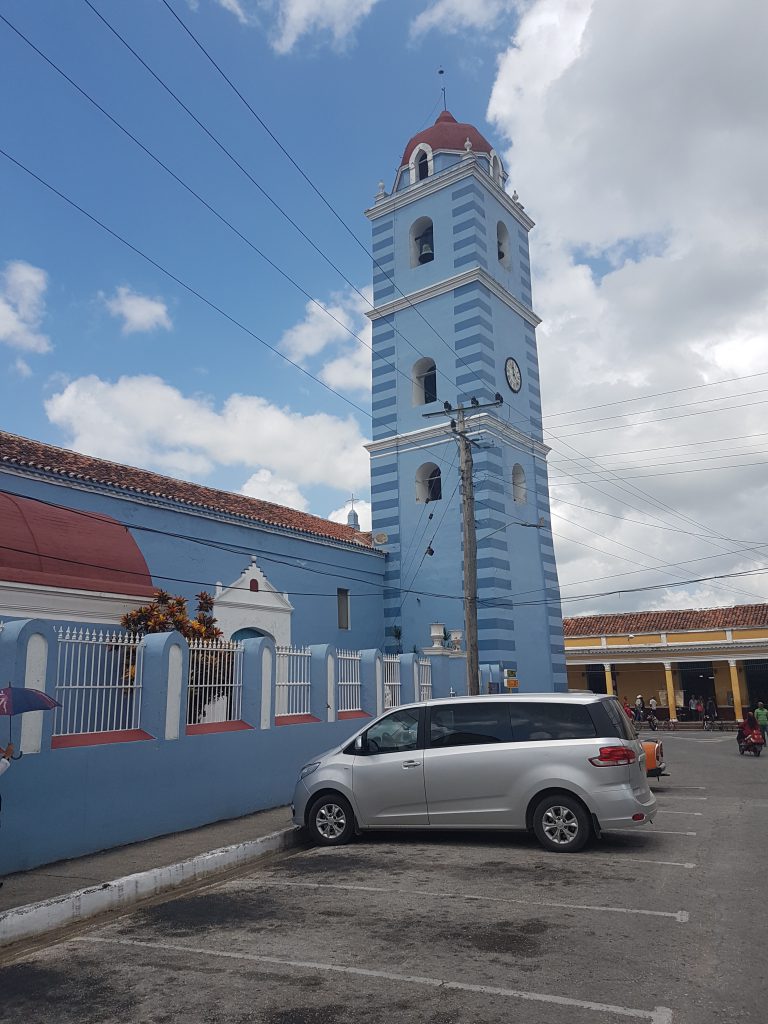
left=456, top=403, right=480, bottom=694
left=424, top=393, right=502, bottom=696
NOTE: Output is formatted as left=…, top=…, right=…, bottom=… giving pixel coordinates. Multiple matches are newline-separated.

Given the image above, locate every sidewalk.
left=0, top=805, right=295, bottom=944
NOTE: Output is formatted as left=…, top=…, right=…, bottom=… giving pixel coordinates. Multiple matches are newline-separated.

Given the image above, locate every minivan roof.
left=395, top=692, right=613, bottom=711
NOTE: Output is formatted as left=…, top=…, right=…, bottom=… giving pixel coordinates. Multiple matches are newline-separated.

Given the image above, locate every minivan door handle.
left=401, top=759, right=422, bottom=768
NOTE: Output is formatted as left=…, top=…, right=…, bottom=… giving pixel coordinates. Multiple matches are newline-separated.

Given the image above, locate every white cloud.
left=485, top=0, right=768, bottom=613
left=13, top=357, right=32, bottom=378
left=0, top=260, right=50, bottom=353
left=104, top=286, right=172, bottom=335
left=411, top=0, right=513, bottom=37
left=241, top=469, right=309, bottom=511
left=328, top=499, right=372, bottom=532
left=215, top=0, right=249, bottom=24
left=44, top=374, right=370, bottom=493
left=279, top=286, right=372, bottom=396
left=271, top=0, right=380, bottom=54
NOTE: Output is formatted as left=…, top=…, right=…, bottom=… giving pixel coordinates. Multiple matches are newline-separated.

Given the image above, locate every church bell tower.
left=365, top=110, right=566, bottom=691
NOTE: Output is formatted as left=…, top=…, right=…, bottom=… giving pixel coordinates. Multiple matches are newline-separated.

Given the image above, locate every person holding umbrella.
left=0, top=741, right=13, bottom=776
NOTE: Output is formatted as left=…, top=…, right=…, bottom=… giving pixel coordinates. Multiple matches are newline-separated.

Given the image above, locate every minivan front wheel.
left=532, top=794, right=590, bottom=853
left=307, top=794, right=355, bottom=846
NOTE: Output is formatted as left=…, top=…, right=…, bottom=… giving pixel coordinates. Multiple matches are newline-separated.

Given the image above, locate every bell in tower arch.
left=417, top=226, right=434, bottom=264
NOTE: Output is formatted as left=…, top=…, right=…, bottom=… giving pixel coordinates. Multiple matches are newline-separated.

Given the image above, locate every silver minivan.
left=292, top=693, right=657, bottom=853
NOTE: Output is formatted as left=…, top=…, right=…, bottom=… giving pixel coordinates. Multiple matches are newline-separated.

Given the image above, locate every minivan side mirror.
left=354, top=734, right=364, bottom=753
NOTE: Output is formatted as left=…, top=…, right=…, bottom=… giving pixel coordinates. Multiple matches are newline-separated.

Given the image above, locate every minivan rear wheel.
left=307, top=794, right=355, bottom=846
left=532, top=794, right=591, bottom=853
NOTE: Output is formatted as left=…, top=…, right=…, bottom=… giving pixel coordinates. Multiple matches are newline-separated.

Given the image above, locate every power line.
left=547, top=368, right=768, bottom=418
left=550, top=455, right=768, bottom=483
left=152, top=0, right=495, bottom=398
left=79, top=0, right=487, bottom=410
left=548, top=430, right=768, bottom=463
left=0, top=146, right=372, bottom=421
left=548, top=385, right=768, bottom=429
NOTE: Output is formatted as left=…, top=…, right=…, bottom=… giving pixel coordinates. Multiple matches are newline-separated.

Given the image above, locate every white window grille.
left=383, top=654, right=401, bottom=709
left=337, top=649, right=362, bottom=712
left=187, top=638, right=244, bottom=725
left=418, top=657, right=433, bottom=701
left=275, top=645, right=312, bottom=716
left=53, top=627, right=143, bottom=736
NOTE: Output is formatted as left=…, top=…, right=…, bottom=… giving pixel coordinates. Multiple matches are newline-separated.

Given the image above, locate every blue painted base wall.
left=0, top=721, right=358, bottom=876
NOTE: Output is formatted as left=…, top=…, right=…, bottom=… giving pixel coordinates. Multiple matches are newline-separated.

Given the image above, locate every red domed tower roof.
left=401, top=110, right=494, bottom=166
left=0, top=492, right=154, bottom=597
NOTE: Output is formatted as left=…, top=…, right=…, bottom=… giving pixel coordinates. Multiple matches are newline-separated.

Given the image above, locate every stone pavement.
left=0, top=805, right=292, bottom=914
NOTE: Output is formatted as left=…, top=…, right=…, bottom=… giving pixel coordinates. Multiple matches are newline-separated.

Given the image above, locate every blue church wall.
left=0, top=468, right=386, bottom=651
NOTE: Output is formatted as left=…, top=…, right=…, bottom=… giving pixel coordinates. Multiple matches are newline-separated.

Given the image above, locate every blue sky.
left=3, top=0, right=767, bottom=612
left=0, top=0, right=506, bottom=518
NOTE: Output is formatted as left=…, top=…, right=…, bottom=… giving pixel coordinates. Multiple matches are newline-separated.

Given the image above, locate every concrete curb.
left=0, top=825, right=302, bottom=948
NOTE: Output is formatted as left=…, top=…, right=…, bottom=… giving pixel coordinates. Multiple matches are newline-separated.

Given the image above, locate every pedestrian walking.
left=689, top=695, right=697, bottom=720
left=622, top=697, right=634, bottom=720
left=0, top=742, right=13, bottom=890
left=696, top=698, right=704, bottom=721
left=634, top=694, right=645, bottom=722
left=649, top=697, right=657, bottom=714
left=0, top=742, right=12, bottom=778
left=755, top=702, right=768, bottom=745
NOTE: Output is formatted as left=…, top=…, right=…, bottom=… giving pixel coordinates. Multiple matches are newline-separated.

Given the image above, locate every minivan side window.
left=364, top=708, right=420, bottom=754
left=594, top=697, right=636, bottom=741
left=429, top=702, right=512, bottom=748
left=509, top=703, right=597, bottom=742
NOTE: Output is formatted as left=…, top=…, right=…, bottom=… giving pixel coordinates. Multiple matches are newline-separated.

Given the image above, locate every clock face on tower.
left=505, top=357, right=522, bottom=393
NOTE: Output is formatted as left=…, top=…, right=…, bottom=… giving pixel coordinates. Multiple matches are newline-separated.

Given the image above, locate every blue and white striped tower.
left=365, top=111, right=566, bottom=691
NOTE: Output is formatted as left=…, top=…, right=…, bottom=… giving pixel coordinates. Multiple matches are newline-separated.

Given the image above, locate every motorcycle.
left=737, top=727, right=765, bottom=757
left=644, top=708, right=659, bottom=731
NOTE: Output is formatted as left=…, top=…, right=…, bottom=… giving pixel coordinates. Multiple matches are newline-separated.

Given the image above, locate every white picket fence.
left=418, top=657, right=433, bottom=701
left=383, top=654, right=401, bottom=709
left=53, top=627, right=143, bottom=737
left=187, top=638, right=244, bottom=725
left=275, top=645, right=312, bottom=716
left=337, top=649, right=362, bottom=712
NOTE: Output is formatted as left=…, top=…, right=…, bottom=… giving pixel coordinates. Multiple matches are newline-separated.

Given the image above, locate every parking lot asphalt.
left=1, top=732, right=766, bottom=1024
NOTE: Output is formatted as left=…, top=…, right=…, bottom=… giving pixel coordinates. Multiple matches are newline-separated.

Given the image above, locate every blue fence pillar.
left=242, top=637, right=274, bottom=729
left=310, top=645, right=336, bottom=722
left=360, top=649, right=383, bottom=717
left=448, top=654, right=469, bottom=696
left=0, top=618, right=58, bottom=755
left=428, top=654, right=452, bottom=699
left=139, top=632, right=188, bottom=740
left=399, top=653, right=420, bottom=704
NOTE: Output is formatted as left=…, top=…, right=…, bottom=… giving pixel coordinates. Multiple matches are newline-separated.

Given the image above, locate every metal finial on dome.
left=346, top=494, right=360, bottom=532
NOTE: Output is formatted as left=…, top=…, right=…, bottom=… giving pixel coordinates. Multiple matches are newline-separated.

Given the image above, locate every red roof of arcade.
left=564, top=604, right=768, bottom=638
left=401, top=110, right=494, bottom=166
left=0, top=430, right=373, bottom=549
left=0, top=491, right=155, bottom=596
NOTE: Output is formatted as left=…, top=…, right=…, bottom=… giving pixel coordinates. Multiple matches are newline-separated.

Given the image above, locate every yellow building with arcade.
left=564, top=604, right=768, bottom=722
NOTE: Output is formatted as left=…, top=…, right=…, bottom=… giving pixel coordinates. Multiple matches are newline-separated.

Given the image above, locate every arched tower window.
left=410, top=216, right=434, bottom=267
left=497, top=221, right=511, bottom=269
left=412, top=357, right=437, bottom=405
left=512, top=464, right=527, bottom=504
left=416, top=462, right=442, bottom=503
left=408, top=143, right=434, bottom=185
left=489, top=150, right=503, bottom=184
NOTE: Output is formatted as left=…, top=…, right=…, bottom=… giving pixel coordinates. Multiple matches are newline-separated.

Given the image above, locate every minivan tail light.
left=589, top=746, right=637, bottom=767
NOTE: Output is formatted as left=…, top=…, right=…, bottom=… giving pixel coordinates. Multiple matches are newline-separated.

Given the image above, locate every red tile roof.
left=0, top=430, right=373, bottom=549
left=564, top=604, right=768, bottom=638
left=401, top=110, right=494, bottom=166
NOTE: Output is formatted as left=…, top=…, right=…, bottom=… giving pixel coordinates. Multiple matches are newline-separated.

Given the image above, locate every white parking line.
left=656, top=810, right=703, bottom=816
left=80, top=936, right=673, bottom=1023
left=657, top=795, right=708, bottom=801
left=604, top=828, right=696, bottom=837
left=249, top=878, right=689, bottom=923
left=619, top=858, right=696, bottom=869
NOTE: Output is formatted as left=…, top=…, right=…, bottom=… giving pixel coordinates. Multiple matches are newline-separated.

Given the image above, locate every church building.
left=0, top=111, right=566, bottom=690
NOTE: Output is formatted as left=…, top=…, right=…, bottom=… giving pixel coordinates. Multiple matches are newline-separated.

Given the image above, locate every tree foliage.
left=121, top=590, right=222, bottom=641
